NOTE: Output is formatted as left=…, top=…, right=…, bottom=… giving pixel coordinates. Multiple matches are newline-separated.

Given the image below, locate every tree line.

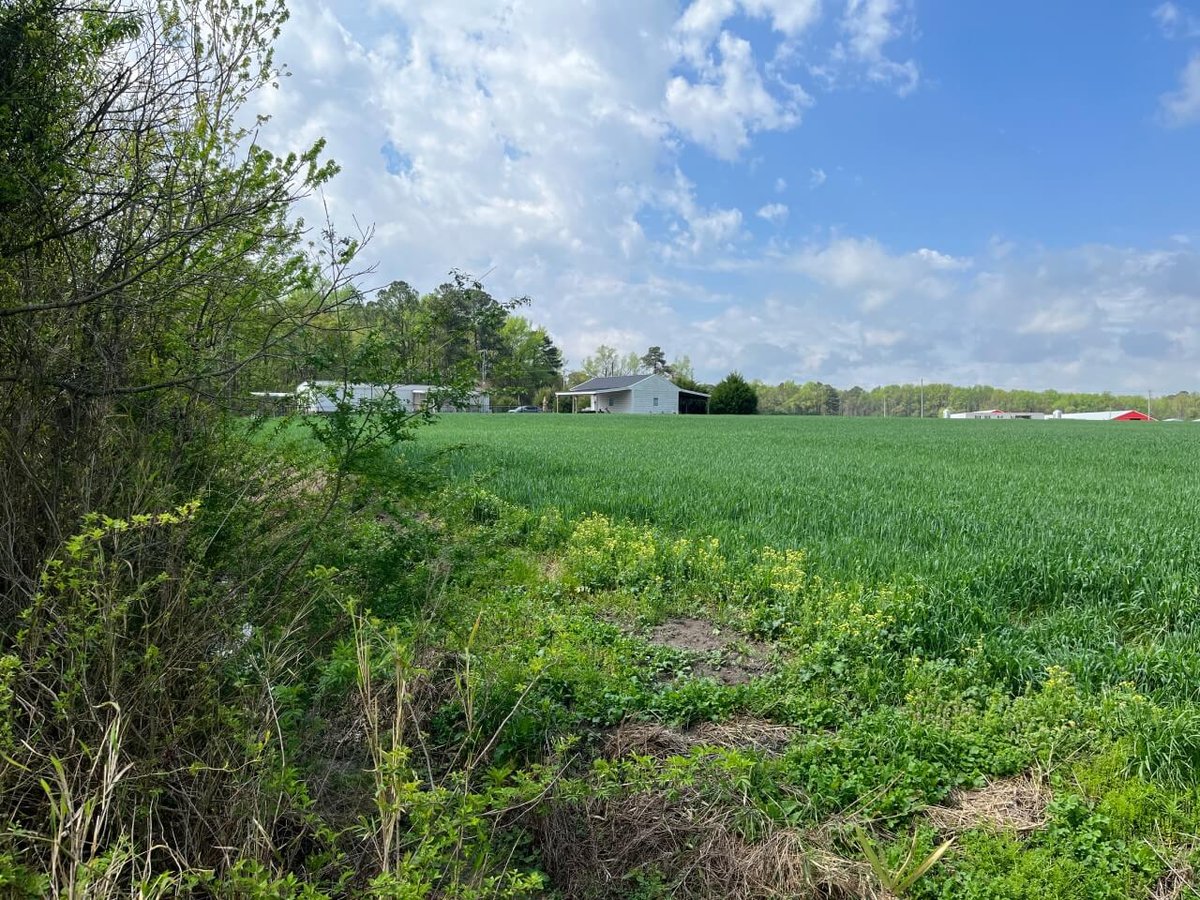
left=754, top=381, right=1199, bottom=419
left=252, top=274, right=566, bottom=409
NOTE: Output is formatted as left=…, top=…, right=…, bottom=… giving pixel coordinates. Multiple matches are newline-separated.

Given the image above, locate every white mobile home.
left=944, top=409, right=1045, bottom=420
left=555, top=374, right=709, bottom=414
left=296, top=382, right=490, bottom=414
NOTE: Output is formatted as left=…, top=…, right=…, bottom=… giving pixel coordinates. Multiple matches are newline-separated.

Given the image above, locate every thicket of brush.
left=0, top=1, right=535, bottom=893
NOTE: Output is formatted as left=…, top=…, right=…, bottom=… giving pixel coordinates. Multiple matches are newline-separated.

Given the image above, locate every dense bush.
left=708, top=371, right=759, bottom=414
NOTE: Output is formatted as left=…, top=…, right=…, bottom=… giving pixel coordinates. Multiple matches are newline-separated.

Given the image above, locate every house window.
left=607, top=396, right=613, bottom=408
left=653, top=396, right=659, bottom=407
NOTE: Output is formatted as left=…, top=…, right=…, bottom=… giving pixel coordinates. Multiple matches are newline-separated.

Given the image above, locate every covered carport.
left=678, top=388, right=709, bottom=414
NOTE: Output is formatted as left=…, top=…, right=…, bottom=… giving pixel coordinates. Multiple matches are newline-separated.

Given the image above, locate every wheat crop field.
left=390, top=414, right=1200, bottom=895
left=414, top=415, right=1197, bottom=583
left=408, top=414, right=1200, bottom=692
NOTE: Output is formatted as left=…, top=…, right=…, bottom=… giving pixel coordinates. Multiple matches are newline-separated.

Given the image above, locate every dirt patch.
left=927, top=774, right=1048, bottom=834
left=648, top=617, right=770, bottom=685
left=649, top=617, right=730, bottom=653
left=604, top=717, right=796, bottom=759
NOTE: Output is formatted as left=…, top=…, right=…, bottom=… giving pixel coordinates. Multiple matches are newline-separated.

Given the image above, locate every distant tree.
left=640, top=345, right=672, bottom=375
left=671, top=354, right=695, bottom=383
left=581, top=344, right=621, bottom=377
left=710, top=372, right=758, bottom=415
left=565, top=369, right=591, bottom=388
left=581, top=345, right=642, bottom=377
left=490, top=316, right=562, bottom=403
left=674, top=372, right=708, bottom=394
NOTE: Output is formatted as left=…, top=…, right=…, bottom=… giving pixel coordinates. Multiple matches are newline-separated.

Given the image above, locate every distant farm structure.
left=944, top=409, right=1046, bottom=420
left=294, top=382, right=490, bottom=414
left=555, top=374, right=709, bottom=414
left=1057, top=409, right=1155, bottom=421
left=943, top=408, right=1157, bottom=422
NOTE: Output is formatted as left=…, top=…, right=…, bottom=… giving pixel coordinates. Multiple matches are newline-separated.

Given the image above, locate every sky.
left=255, top=0, right=1200, bottom=391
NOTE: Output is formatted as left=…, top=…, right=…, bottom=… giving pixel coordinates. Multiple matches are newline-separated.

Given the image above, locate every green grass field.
left=383, top=414, right=1200, bottom=895
left=413, top=415, right=1197, bottom=581
left=405, top=416, right=1200, bottom=695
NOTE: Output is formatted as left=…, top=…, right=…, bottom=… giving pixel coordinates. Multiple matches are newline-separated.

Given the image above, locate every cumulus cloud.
left=809, top=167, right=827, bottom=187
left=1161, top=53, right=1200, bottom=126
left=673, top=0, right=822, bottom=61
left=665, top=32, right=809, bottom=159
left=836, top=0, right=920, bottom=95
left=757, top=203, right=789, bottom=224
left=677, top=239, right=1200, bottom=389
left=249, top=2, right=1200, bottom=392
left=787, top=237, right=970, bottom=310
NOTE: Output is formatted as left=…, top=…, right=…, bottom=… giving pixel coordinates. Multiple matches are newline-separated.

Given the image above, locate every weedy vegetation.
left=5, top=0, right=1200, bottom=894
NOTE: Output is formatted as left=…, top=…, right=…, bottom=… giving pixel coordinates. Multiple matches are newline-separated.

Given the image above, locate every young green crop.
left=405, top=416, right=1200, bottom=701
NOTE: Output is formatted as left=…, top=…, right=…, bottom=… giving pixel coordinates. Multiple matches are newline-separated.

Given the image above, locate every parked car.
left=509, top=405, right=541, bottom=413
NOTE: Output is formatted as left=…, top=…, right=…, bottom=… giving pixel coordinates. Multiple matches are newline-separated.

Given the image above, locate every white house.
left=555, top=374, right=709, bottom=414
left=296, top=382, right=490, bottom=414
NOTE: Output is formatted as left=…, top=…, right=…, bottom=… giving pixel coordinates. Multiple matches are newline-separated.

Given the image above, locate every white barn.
left=555, top=374, right=708, bottom=414
left=296, top=382, right=490, bottom=414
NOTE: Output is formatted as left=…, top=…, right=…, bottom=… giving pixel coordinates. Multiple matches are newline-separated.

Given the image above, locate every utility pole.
left=920, top=378, right=925, bottom=419
left=1148, top=390, right=1153, bottom=420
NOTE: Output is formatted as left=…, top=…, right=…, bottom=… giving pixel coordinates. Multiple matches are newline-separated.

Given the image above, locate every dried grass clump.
left=926, top=774, right=1048, bottom=834
left=1149, top=852, right=1198, bottom=900
left=604, top=717, right=796, bottom=760
left=533, top=787, right=877, bottom=899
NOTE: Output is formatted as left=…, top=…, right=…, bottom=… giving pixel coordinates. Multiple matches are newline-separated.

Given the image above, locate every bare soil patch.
left=648, top=617, right=770, bottom=685
left=926, top=774, right=1048, bottom=834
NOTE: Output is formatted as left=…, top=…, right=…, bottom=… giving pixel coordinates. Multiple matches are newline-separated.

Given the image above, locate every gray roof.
left=566, top=374, right=651, bottom=393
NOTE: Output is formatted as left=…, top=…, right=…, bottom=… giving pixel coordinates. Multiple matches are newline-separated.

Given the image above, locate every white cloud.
left=757, top=202, right=789, bottom=224
left=788, top=237, right=970, bottom=310
left=680, top=240, right=1200, bottom=389
left=665, top=31, right=809, bottom=159
left=1154, top=2, right=1200, bottom=37
left=913, top=247, right=972, bottom=271
left=674, top=0, right=822, bottom=59
left=1018, top=304, right=1094, bottom=336
left=988, top=235, right=1015, bottom=259
left=1156, top=2, right=1182, bottom=32
left=744, top=0, right=824, bottom=35
left=247, top=3, right=1200, bottom=393
left=836, top=0, right=920, bottom=95
left=660, top=169, right=746, bottom=257
left=809, top=167, right=827, bottom=187
left=1161, top=53, right=1200, bottom=126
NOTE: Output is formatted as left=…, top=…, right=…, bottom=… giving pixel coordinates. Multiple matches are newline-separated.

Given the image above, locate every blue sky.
left=257, top=0, right=1200, bottom=391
